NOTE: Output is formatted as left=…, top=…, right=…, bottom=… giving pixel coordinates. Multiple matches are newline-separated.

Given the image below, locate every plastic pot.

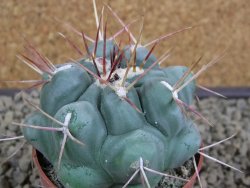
left=32, top=149, right=203, bottom=188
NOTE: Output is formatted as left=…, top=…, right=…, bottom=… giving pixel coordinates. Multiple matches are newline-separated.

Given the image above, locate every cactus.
left=22, top=44, right=201, bottom=187
left=20, top=10, right=203, bottom=186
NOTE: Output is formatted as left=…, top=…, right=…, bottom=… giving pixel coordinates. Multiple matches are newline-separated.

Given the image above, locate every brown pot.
left=32, top=149, right=203, bottom=188
left=183, top=153, right=204, bottom=188
left=32, top=149, right=56, bottom=188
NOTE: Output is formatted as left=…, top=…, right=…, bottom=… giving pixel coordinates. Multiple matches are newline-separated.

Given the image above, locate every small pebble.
left=12, top=169, right=27, bottom=184
left=18, top=156, right=30, bottom=172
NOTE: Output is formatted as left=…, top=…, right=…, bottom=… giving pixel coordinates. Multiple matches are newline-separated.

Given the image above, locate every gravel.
left=0, top=91, right=40, bottom=188
left=0, top=91, right=249, bottom=188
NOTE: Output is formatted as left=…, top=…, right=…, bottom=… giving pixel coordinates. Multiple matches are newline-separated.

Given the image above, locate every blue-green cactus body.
left=120, top=45, right=159, bottom=69
left=23, top=39, right=201, bottom=188
left=89, top=39, right=118, bottom=60
left=100, top=126, right=166, bottom=184
left=52, top=101, right=107, bottom=167
left=40, top=65, right=92, bottom=116
left=100, top=86, right=144, bottom=135
left=23, top=112, right=56, bottom=161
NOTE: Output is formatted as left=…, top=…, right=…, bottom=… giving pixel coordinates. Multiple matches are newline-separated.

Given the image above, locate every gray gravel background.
left=0, top=90, right=249, bottom=188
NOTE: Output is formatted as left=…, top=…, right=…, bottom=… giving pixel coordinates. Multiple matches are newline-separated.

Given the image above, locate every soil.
left=157, top=155, right=199, bottom=188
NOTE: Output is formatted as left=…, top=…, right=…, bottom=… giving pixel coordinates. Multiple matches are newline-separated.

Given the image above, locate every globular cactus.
left=21, top=4, right=202, bottom=188
left=22, top=38, right=201, bottom=187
